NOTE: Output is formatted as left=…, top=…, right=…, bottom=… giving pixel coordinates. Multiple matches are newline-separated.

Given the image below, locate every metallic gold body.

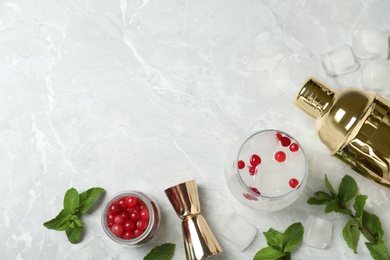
left=295, top=78, right=390, bottom=188
left=165, top=180, right=222, bottom=260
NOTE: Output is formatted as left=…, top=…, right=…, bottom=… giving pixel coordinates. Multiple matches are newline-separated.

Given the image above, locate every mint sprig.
left=308, top=175, right=390, bottom=260
left=43, top=187, right=104, bottom=244
left=253, top=222, right=304, bottom=260
left=144, top=243, right=176, bottom=260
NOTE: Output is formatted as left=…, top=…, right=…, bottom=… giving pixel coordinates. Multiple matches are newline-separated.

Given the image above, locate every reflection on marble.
left=1, top=0, right=390, bottom=259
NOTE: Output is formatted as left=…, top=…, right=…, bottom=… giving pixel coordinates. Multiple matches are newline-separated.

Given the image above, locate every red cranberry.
left=133, top=229, right=142, bottom=238
left=136, top=219, right=148, bottom=231
left=119, top=212, right=129, bottom=221
left=129, top=211, right=140, bottom=222
left=249, top=154, right=261, bottom=166
left=123, top=220, right=136, bottom=231
left=123, top=231, right=134, bottom=240
left=289, top=178, right=299, bottom=188
left=250, top=186, right=261, bottom=195
left=249, top=166, right=257, bottom=176
left=114, top=215, right=125, bottom=225
left=118, top=197, right=128, bottom=210
left=140, top=209, right=150, bottom=220
left=238, top=160, right=245, bottom=169
left=109, top=204, right=121, bottom=215
left=127, top=205, right=140, bottom=213
left=281, top=137, right=291, bottom=147
left=274, top=151, right=286, bottom=162
left=289, top=143, right=299, bottom=152
left=107, top=213, right=115, bottom=224
left=111, top=224, right=124, bottom=236
left=126, top=196, right=137, bottom=208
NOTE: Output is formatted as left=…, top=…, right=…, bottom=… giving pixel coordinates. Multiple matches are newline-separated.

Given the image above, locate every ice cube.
left=221, top=213, right=257, bottom=251
left=352, top=30, right=389, bottom=60
left=321, top=44, right=360, bottom=77
left=359, top=61, right=390, bottom=96
left=71, top=236, right=113, bottom=260
left=303, top=216, right=332, bottom=249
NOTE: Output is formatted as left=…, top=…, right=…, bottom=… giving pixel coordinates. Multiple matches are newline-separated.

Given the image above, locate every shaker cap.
left=294, top=78, right=335, bottom=119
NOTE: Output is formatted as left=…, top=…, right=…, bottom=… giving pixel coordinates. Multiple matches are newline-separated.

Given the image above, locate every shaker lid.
left=294, top=78, right=335, bottom=119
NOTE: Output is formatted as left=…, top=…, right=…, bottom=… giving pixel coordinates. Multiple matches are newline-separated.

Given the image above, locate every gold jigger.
left=165, top=180, right=222, bottom=260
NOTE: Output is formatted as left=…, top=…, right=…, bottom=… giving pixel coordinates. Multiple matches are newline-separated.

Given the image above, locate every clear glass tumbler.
left=225, top=129, right=307, bottom=211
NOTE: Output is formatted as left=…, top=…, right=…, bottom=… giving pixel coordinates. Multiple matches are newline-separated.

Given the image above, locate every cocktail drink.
left=225, top=130, right=307, bottom=211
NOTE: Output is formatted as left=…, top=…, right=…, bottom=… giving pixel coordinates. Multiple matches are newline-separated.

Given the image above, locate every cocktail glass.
left=225, top=129, right=307, bottom=211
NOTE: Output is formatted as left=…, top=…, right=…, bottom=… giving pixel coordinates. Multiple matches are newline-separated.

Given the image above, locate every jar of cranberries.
left=101, top=191, right=160, bottom=246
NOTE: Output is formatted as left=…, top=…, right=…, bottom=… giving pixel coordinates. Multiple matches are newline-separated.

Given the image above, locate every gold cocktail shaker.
left=294, top=77, right=390, bottom=188
left=165, top=180, right=222, bottom=260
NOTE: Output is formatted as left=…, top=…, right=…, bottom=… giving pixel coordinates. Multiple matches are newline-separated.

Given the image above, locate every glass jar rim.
left=101, top=190, right=158, bottom=245
left=235, top=129, right=308, bottom=199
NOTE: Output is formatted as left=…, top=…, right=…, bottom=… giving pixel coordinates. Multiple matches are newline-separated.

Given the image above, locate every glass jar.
left=225, top=129, right=308, bottom=211
left=101, top=190, right=160, bottom=246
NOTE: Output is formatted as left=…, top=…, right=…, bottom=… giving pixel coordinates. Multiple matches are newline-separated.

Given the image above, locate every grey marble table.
left=1, top=0, right=390, bottom=259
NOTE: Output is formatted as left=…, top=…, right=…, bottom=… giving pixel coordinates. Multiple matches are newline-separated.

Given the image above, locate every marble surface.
left=1, top=0, right=390, bottom=259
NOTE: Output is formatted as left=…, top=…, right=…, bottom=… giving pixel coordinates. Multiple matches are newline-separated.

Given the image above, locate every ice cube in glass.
left=303, top=216, right=332, bottom=249
left=221, top=213, right=257, bottom=251
left=352, top=30, right=389, bottom=60
left=321, top=44, right=360, bottom=77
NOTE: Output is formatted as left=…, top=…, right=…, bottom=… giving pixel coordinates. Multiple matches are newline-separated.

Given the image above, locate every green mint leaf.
left=342, top=218, right=360, bottom=253
left=253, top=246, right=285, bottom=260
left=282, top=223, right=304, bottom=252
left=263, top=228, right=284, bottom=248
left=254, top=223, right=303, bottom=260
left=78, top=187, right=104, bottom=214
left=73, top=216, right=84, bottom=227
left=312, top=175, right=390, bottom=258
left=366, top=241, right=390, bottom=260
left=57, top=214, right=72, bottom=231
left=69, top=221, right=75, bottom=229
left=43, top=209, right=71, bottom=231
left=144, top=243, right=176, bottom=260
left=315, top=191, right=332, bottom=202
left=325, top=200, right=352, bottom=215
left=65, top=225, right=83, bottom=244
left=353, top=194, right=367, bottom=219
left=307, top=197, right=327, bottom=205
left=361, top=210, right=384, bottom=242
left=338, top=175, right=358, bottom=204
left=63, top=188, right=80, bottom=214
left=324, top=174, right=337, bottom=198
left=44, top=186, right=105, bottom=244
